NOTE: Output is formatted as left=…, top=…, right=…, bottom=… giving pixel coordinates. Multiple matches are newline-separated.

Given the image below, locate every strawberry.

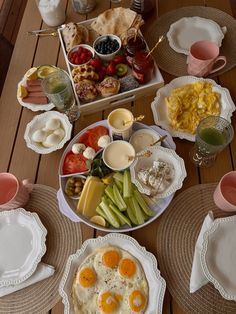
left=112, top=54, right=127, bottom=65
left=89, top=58, right=102, bottom=71
left=106, top=62, right=116, bottom=75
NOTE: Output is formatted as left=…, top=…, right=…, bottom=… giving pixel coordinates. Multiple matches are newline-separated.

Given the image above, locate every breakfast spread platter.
left=59, top=233, right=166, bottom=314
left=57, top=118, right=186, bottom=233
left=57, top=10, right=164, bottom=114
left=0, top=208, right=47, bottom=288
left=167, top=17, right=226, bottom=55
left=201, top=215, right=236, bottom=301
left=151, top=76, right=236, bottom=141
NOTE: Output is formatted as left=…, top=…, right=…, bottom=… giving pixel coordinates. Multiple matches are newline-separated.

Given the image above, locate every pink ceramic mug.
left=187, top=40, right=227, bottom=77
left=213, top=171, right=236, bottom=212
left=0, top=173, right=33, bottom=210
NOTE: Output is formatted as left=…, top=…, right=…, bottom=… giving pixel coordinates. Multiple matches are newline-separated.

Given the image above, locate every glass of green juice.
left=42, top=70, right=79, bottom=122
left=189, top=116, right=234, bottom=167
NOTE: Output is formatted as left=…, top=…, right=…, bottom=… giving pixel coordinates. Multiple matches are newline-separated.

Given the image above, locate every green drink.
left=189, top=116, right=234, bottom=167
left=42, top=70, right=79, bottom=122
left=199, top=128, right=225, bottom=146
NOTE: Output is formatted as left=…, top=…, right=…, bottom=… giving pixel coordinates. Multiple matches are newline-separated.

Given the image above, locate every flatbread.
left=91, top=8, right=137, bottom=37
left=62, top=22, right=89, bottom=52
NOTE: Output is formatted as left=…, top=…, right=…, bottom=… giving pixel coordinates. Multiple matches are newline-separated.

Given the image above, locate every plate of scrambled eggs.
left=59, top=233, right=166, bottom=314
left=151, top=76, right=235, bottom=141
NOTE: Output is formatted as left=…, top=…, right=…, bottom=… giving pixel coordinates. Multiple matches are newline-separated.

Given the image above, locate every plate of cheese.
left=151, top=76, right=236, bottom=141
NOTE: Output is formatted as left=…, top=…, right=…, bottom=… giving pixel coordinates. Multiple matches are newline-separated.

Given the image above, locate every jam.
left=132, top=50, right=154, bottom=84
left=125, top=35, right=146, bottom=67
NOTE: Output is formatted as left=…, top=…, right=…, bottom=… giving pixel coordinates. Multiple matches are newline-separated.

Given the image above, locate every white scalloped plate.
left=17, top=78, right=55, bottom=112
left=201, top=215, right=236, bottom=301
left=59, top=233, right=166, bottom=314
left=24, top=111, right=72, bottom=154
left=0, top=208, right=47, bottom=288
left=151, top=76, right=236, bottom=142
left=167, top=17, right=225, bottom=55
left=130, top=146, right=186, bottom=199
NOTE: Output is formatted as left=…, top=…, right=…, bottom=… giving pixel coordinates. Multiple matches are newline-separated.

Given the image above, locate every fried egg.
left=72, top=246, right=148, bottom=313
left=165, top=81, right=221, bottom=134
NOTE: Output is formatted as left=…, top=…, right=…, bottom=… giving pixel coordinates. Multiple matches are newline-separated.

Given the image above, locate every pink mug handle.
left=22, top=179, right=33, bottom=193
left=209, top=56, right=227, bottom=74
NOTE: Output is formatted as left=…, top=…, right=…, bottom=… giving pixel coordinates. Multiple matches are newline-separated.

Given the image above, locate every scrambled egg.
left=165, top=81, right=221, bottom=134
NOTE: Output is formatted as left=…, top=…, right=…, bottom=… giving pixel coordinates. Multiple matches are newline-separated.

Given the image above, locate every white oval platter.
left=151, top=76, right=236, bottom=141
left=167, top=16, right=226, bottom=55
left=201, top=215, right=236, bottom=300
left=0, top=208, right=47, bottom=288
left=59, top=233, right=166, bottom=314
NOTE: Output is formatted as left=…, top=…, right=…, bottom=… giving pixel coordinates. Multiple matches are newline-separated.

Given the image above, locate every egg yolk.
left=118, top=258, right=136, bottom=278
left=79, top=267, right=96, bottom=288
left=98, top=291, right=119, bottom=313
left=102, top=250, right=120, bottom=268
left=129, top=290, right=146, bottom=312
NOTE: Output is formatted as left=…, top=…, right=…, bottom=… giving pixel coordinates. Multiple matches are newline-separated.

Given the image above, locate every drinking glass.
left=42, top=70, right=80, bottom=122
left=189, top=116, right=234, bottom=167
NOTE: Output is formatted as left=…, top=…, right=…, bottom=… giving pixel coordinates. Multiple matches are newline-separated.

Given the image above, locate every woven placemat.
left=146, top=6, right=236, bottom=77
left=156, top=183, right=236, bottom=314
left=0, top=184, right=82, bottom=314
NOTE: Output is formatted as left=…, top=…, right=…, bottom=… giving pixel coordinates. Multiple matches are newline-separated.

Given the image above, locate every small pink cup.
left=0, top=173, right=33, bottom=210
left=213, top=171, right=236, bottom=212
left=187, top=40, right=227, bottom=77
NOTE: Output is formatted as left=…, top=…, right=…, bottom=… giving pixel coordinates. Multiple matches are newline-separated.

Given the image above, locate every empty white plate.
left=167, top=17, right=226, bottom=55
left=0, top=208, right=47, bottom=287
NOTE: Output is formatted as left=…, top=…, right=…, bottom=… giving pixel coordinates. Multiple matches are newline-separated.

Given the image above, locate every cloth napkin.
left=189, top=211, right=214, bottom=293
left=0, top=263, right=55, bottom=297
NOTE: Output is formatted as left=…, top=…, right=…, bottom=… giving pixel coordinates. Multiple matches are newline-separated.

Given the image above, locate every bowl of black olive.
left=93, top=34, right=121, bottom=61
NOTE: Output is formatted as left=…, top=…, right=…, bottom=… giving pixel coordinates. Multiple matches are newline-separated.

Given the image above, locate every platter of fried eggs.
left=151, top=76, right=235, bottom=141
left=59, top=233, right=166, bottom=314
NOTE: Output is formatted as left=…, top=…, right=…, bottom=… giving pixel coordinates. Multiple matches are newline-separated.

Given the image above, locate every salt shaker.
left=72, top=0, right=96, bottom=14
left=36, top=0, right=65, bottom=27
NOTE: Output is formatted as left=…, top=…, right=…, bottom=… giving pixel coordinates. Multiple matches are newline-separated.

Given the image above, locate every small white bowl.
left=62, top=175, right=87, bottom=200
left=102, top=140, right=135, bottom=171
left=129, top=128, right=161, bottom=153
left=93, top=34, right=121, bottom=61
left=67, top=44, right=95, bottom=67
left=24, top=111, right=72, bottom=154
left=130, top=145, right=187, bottom=199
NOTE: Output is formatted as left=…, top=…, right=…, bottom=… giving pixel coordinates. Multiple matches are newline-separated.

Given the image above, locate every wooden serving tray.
left=58, top=19, right=164, bottom=115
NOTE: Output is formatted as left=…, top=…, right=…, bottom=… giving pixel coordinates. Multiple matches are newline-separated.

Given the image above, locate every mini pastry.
left=75, top=80, right=98, bottom=102
left=119, top=75, right=139, bottom=92
left=96, top=77, right=120, bottom=97
left=72, top=65, right=99, bottom=83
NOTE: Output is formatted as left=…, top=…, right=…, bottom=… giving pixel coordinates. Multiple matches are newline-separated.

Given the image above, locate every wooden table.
left=0, top=0, right=235, bottom=313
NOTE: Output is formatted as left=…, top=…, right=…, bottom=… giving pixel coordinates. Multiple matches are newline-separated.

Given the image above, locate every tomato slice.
left=63, top=152, right=88, bottom=175
left=88, top=126, right=109, bottom=151
left=79, top=131, right=90, bottom=147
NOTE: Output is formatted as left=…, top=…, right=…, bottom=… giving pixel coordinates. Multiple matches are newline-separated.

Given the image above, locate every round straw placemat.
left=146, top=6, right=236, bottom=77
left=156, top=183, right=236, bottom=314
left=0, top=184, right=82, bottom=314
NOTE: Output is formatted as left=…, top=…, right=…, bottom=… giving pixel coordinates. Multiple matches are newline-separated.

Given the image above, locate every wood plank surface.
left=0, top=0, right=235, bottom=313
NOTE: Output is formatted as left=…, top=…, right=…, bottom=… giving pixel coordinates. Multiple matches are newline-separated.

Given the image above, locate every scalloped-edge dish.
left=59, top=233, right=166, bottom=314
left=17, top=78, right=55, bottom=112
left=24, top=111, right=72, bottom=154
left=201, top=215, right=236, bottom=301
left=167, top=16, right=225, bottom=55
left=130, top=146, right=186, bottom=199
left=151, top=76, right=236, bottom=142
left=0, top=208, right=47, bottom=288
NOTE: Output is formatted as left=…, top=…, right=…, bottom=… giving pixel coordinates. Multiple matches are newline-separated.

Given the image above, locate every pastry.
left=72, top=65, right=99, bottom=83
left=62, top=22, right=89, bottom=52
left=96, top=77, right=120, bottom=97
left=75, top=80, right=98, bottom=102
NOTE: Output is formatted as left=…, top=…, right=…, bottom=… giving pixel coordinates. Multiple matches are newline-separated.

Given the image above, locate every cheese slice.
left=76, top=176, right=100, bottom=214
left=82, top=180, right=105, bottom=218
